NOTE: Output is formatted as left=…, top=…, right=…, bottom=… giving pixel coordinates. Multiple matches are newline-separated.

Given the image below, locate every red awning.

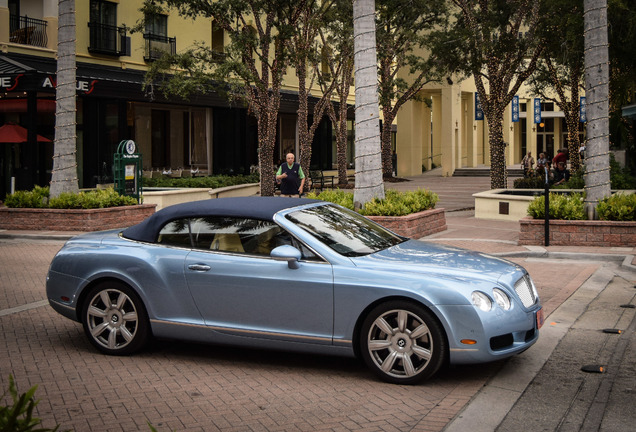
left=0, top=122, right=52, bottom=143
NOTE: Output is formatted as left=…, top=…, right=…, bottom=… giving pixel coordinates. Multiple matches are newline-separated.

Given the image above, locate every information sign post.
left=114, top=140, right=142, bottom=203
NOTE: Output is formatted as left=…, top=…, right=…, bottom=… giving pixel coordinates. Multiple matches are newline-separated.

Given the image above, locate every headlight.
left=471, top=291, right=492, bottom=312
left=493, top=288, right=511, bottom=310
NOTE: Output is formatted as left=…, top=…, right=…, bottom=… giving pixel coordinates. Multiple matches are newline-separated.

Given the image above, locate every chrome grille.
left=514, top=274, right=537, bottom=307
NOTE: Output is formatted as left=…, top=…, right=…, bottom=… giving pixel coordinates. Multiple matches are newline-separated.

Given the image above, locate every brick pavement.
left=0, top=238, right=503, bottom=432
left=1, top=172, right=634, bottom=431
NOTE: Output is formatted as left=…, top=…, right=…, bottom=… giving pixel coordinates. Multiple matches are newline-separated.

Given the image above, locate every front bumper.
left=438, top=303, right=542, bottom=364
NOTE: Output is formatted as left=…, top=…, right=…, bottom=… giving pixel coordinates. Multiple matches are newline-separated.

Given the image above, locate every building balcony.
left=144, top=33, right=176, bottom=62
left=9, top=15, right=48, bottom=48
left=88, top=21, right=127, bottom=56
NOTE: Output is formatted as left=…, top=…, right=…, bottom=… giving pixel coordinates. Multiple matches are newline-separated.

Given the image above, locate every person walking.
left=275, top=153, right=306, bottom=197
left=522, top=152, right=534, bottom=177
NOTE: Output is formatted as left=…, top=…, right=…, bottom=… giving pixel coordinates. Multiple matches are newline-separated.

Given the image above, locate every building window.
left=144, top=14, right=176, bottom=61
left=88, top=0, right=126, bottom=55
left=211, top=22, right=224, bottom=53
left=146, top=13, right=168, bottom=37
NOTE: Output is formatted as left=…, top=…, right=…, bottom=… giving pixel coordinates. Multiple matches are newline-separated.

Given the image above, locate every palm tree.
left=352, top=0, right=384, bottom=209
left=583, top=0, right=611, bottom=218
left=50, top=0, right=78, bottom=197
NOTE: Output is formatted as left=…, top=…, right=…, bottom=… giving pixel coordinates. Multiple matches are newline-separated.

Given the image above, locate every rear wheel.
left=81, top=282, right=149, bottom=355
left=360, top=301, right=446, bottom=384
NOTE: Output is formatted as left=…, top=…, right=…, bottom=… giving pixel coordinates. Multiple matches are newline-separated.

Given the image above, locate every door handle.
left=188, top=264, right=211, bottom=272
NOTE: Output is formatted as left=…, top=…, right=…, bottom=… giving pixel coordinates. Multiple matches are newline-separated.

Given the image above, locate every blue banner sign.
left=533, top=98, right=542, bottom=124
left=475, top=93, right=484, bottom=121
left=580, top=96, right=586, bottom=122
left=512, top=96, right=519, bottom=122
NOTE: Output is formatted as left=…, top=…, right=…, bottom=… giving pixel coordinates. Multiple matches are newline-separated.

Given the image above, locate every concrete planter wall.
left=143, top=183, right=260, bottom=211
left=0, top=205, right=156, bottom=231
left=519, top=217, right=636, bottom=247
left=367, top=208, right=447, bottom=239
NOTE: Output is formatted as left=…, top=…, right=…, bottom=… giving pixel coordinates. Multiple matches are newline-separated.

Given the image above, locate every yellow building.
left=395, top=78, right=585, bottom=178
left=0, top=0, right=342, bottom=198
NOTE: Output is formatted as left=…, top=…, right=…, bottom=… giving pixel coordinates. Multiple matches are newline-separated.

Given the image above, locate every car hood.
left=350, top=239, right=523, bottom=284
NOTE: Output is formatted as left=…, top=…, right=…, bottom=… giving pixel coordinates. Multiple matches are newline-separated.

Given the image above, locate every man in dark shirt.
left=552, top=161, right=570, bottom=186
left=275, top=153, right=306, bottom=197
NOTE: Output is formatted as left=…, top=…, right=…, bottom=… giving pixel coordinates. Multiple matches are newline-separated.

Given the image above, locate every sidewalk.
left=1, top=172, right=635, bottom=431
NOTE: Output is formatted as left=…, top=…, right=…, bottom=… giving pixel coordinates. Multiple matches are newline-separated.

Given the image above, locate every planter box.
left=143, top=183, right=260, bottom=211
left=0, top=204, right=156, bottom=232
left=519, top=217, right=636, bottom=247
left=367, top=208, right=447, bottom=239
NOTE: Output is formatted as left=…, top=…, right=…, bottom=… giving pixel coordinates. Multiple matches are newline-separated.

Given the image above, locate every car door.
left=184, top=216, right=334, bottom=345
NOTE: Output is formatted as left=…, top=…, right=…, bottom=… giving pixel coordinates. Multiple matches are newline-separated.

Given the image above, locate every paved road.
left=1, top=171, right=634, bottom=431
left=1, top=233, right=629, bottom=431
left=0, top=237, right=503, bottom=432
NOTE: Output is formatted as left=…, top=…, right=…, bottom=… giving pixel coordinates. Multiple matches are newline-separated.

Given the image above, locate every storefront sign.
left=475, top=92, right=484, bottom=121
left=580, top=97, right=586, bottom=122
left=511, top=96, right=519, bottom=122
left=534, top=98, right=542, bottom=124
left=0, top=74, right=24, bottom=91
left=41, top=76, right=98, bottom=94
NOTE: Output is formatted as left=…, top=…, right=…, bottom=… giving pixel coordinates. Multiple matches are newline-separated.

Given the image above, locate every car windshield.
left=285, top=204, right=406, bottom=257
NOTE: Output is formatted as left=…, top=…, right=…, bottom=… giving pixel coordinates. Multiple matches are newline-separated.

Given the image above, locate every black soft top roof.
left=122, top=196, right=319, bottom=243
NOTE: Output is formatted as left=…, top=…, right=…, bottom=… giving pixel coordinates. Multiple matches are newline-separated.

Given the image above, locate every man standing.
left=552, top=161, right=570, bottom=186
left=276, top=153, right=305, bottom=197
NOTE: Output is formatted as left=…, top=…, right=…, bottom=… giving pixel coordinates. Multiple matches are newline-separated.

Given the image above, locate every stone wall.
left=519, top=217, right=636, bottom=247
left=367, top=208, right=447, bottom=239
left=0, top=205, right=156, bottom=231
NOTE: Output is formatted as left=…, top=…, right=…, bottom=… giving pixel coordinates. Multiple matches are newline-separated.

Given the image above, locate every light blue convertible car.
left=46, top=197, right=543, bottom=384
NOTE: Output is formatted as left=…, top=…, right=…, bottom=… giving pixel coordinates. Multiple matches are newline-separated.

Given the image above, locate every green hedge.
left=527, top=193, right=586, bottom=220
left=306, top=189, right=438, bottom=216
left=527, top=192, right=636, bottom=221
left=143, top=173, right=259, bottom=189
left=597, top=193, right=636, bottom=221
left=4, top=187, right=138, bottom=209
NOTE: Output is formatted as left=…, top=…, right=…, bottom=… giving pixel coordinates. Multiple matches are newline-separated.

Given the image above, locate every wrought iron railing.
left=143, top=33, right=176, bottom=61
left=88, top=22, right=127, bottom=56
left=9, top=15, right=48, bottom=48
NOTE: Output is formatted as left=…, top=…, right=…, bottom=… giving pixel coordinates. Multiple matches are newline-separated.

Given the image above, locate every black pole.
left=544, top=166, right=550, bottom=246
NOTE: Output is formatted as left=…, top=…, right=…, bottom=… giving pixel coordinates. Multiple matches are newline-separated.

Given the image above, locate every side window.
left=157, top=219, right=192, bottom=247
left=189, top=216, right=320, bottom=260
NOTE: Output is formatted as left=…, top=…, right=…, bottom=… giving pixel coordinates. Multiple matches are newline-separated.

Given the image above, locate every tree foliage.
left=530, top=0, right=585, bottom=171
left=375, top=0, right=448, bottom=177
left=434, top=0, right=544, bottom=189
left=143, top=0, right=305, bottom=196
left=316, top=0, right=355, bottom=185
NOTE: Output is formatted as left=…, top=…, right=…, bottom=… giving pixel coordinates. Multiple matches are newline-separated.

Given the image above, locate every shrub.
left=3, top=186, right=49, bottom=208
left=608, top=154, right=636, bottom=189
left=143, top=173, right=259, bottom=189
left=0, top=375, right=65, bottom=432
left=4, top=187, right=137, bottom=209
left=513, top=176, right=546, bottom=189
left=307, top=188, right=438, bottom=216
left=597, top=193, right=636, bottom=221
left=527, top=193, right=586, bottom=220
left=306, top=189, right=354, bottom=209
left=49, top=188, right=138, bottom=209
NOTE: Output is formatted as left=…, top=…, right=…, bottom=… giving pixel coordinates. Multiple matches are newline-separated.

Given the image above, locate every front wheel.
left=360, top=301, right=447, bottom=384
left=81, top=282, right=149, bottom=355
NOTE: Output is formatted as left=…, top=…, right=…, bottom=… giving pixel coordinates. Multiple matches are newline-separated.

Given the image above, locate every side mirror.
left=271, top=245, right=302, bottom=269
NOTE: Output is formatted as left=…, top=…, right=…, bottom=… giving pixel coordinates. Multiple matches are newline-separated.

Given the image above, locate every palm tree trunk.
left=583, top=0, right=611, bottom=218
left=353, top=0, right=384, bottom=209
left=50, top=0, right=78, bottom=197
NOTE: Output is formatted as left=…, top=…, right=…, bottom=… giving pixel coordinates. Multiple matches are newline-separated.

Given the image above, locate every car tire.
left=81, top=282, right=150, bottom=355
left=360, top=301, right=447, bottom=384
